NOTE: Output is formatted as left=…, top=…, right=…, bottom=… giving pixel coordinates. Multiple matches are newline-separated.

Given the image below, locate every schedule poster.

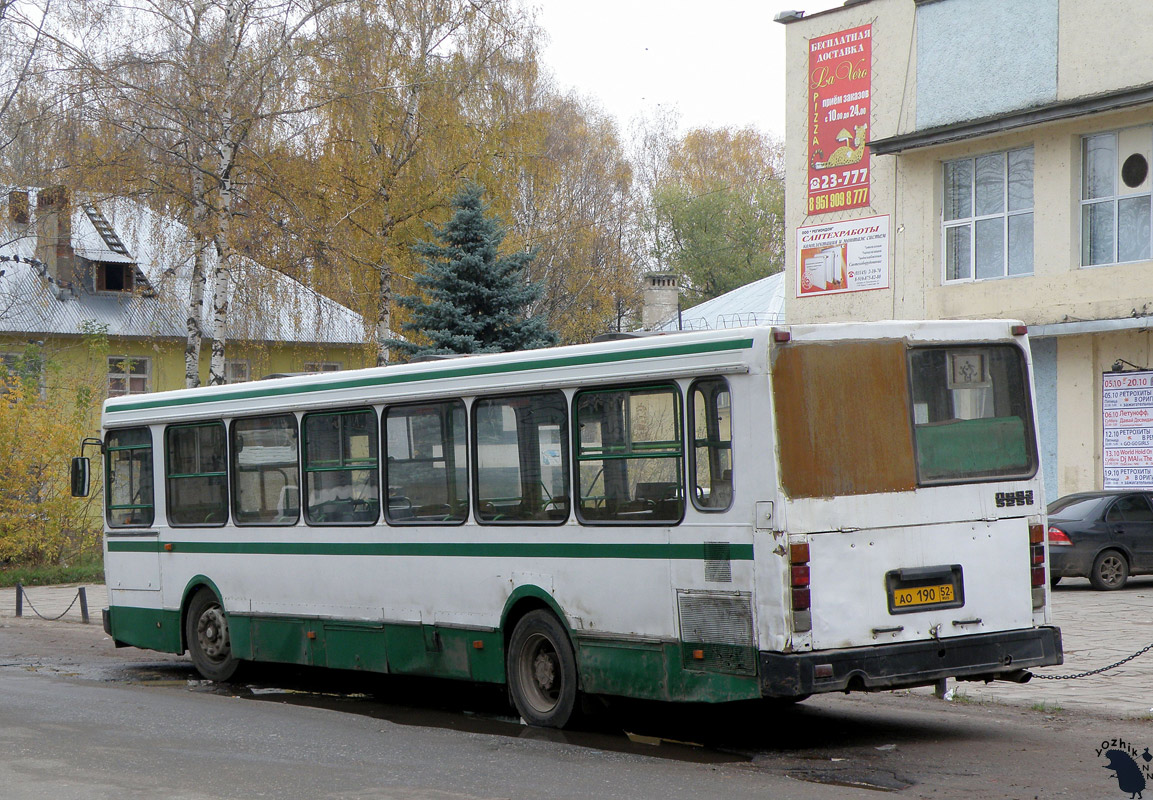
left=1103, top=370, right=1153, bottom=489
left=807, top=23, right=872, bottom=215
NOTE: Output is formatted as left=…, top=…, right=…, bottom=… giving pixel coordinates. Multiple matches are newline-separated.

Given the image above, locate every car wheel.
left=1089, top=549, right=1129, bottom=591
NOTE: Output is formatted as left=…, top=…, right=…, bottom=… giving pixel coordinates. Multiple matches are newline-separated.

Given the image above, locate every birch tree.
left=300, top=0, right=544, bottom=365
left=52, top=0, right=354, bottom=385
left=508, top=93, right=642, bottom=342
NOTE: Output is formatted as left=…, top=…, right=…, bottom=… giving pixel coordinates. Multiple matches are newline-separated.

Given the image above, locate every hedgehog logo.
left=1104, top=749, right=1146, bottom=799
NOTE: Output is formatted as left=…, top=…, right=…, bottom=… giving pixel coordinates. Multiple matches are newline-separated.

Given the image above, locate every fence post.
left=78, top=587, right=89, bottom=624
left=14, top=583, right=21, bottom=617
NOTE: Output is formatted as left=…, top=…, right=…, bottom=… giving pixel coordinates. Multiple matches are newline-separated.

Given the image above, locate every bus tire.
left=1090, top=549, right=1129, bottom=591
left=507, top=610, right=578, bottom=728
left=185, top=589, right=242, bottom=681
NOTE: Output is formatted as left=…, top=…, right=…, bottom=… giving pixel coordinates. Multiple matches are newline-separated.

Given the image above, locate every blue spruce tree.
left=389, top=183, right=558, bottom=359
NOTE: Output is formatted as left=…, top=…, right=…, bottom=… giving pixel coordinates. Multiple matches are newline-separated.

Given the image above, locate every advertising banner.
left=795, top=214, right=889, bottom=296
left=807, top=24, right=872, bottom=215
left=1103, top=370, right=1153, bottom=489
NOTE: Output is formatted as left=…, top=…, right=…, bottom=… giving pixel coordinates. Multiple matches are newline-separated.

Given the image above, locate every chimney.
left=642, top=271, right=679, bottom=330
left=35, top=186, right=77, bottom=286
left=8, top=190, right=29, bottom=226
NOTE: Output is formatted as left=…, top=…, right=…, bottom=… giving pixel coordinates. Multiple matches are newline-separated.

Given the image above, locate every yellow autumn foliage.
left=0, top=343, right=105, bottom=566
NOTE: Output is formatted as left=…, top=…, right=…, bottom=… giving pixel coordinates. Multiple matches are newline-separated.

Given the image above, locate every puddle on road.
left=784, top=766, right=911, bottom=792
left=243, top=687, right=749, bottom=765
left=115, top=662, right=942, bottom=786
left=118, top=661, right=747, bottom=764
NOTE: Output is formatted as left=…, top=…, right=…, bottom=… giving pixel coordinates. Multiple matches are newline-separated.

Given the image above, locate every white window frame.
left=108, top=356, right=150, bottom=396
left=942, top=146, right=1034, bottom=283
left=225, top=359, right=251, bottom=384
left=0, top=352, right=46, bottom=398
left=1081, top=127, right=1153, bottom=267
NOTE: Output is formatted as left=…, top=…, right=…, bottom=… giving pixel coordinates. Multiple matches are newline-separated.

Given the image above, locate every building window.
left=1082, top=128, right=1153, bottom=266
left=96, top=263, right=134, bottom=292
left=943, top=147, right=1034, bottom=281
left=303, top=362, right=341, bottom=373
left=225, top=360, right=250, bottom=384
left=0, top=351, right=45, bottom=398
left=108, top=357, right=149, bottom=396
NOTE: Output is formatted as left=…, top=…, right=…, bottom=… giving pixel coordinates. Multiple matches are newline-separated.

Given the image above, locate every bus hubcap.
left=197, top=607, right=230, bottom=660
left=521, top=633, right=560, bottom=711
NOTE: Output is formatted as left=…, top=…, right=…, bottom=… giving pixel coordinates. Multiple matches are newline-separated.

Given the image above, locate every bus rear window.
left=909, top=345, right=1036, bottom=483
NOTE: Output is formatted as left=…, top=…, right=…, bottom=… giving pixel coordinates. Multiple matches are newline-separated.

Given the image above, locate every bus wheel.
left=186, top=589, right=241, bottom=681
left=1090, top=550, right=1129, bottom=591
left=507, top=610, right=578, bottom=728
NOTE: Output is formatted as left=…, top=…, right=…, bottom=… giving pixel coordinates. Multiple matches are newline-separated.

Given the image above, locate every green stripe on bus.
left=104, top=337, right=756, bottom=414
left=106, top=539, right=755, bottom=560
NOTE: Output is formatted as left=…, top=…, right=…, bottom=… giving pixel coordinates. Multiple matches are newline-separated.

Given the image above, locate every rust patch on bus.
left=772, top=340, right=916, bottom=499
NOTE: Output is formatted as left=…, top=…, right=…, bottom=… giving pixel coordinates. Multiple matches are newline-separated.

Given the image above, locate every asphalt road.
left=1, top=618, right=1152, bottom=799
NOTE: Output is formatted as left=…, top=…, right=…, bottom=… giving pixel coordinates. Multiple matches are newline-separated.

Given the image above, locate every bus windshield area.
left=909, top=345, right=1036, bottom=483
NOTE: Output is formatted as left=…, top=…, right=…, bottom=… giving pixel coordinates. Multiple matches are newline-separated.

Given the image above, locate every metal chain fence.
left=1033, top=641, right=1153, bottom=680
left=13, top=583, right=90, bottom=623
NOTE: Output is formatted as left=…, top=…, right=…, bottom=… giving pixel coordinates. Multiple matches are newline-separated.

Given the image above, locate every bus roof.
left=102, top=320, right=1026, bottom=426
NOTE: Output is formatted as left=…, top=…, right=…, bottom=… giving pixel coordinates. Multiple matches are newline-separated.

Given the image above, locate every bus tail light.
left=791, top=541, right=812, bottom=631
left=1029, top=520, right=1046, bottom=609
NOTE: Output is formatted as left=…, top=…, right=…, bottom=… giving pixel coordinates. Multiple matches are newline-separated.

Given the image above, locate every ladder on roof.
left=80, top=202, right=157, bottom=298
left=81, top=203, right=131, bottom=256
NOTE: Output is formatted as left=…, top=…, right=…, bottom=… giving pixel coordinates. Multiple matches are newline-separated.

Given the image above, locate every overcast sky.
left=532, top=1, right=844, bottom=139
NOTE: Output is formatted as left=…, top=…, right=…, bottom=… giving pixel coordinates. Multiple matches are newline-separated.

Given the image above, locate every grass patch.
left=0, top=557, right=104, bottom=588
left=947, top=689, right=978, bottom=704
left=1029, top=701, right=1064, bottom=714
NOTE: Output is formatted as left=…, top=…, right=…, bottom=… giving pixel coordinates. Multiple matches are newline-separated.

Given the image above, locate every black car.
left=1048, top=491, right=1153, bottom=590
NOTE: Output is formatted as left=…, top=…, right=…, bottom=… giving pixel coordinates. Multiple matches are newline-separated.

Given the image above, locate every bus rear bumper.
left=759, top=626, right=1063, bottom=697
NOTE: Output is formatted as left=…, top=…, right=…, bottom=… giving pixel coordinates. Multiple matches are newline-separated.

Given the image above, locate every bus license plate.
left=885, top=565, right=964, bottom=614
left=892, top=583, right=954, bottom=608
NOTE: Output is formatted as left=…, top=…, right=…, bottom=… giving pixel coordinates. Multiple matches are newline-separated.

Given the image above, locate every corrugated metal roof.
left=0, top=194, right=365, bottom=344
left=653, top=271, right=786, bottom=332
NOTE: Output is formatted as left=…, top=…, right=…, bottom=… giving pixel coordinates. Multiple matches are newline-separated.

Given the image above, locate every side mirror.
left=71, top=457, right=90, bottom=497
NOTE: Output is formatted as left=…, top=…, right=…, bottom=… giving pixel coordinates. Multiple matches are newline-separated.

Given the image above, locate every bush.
left=0, top=339, right=105, bottom=568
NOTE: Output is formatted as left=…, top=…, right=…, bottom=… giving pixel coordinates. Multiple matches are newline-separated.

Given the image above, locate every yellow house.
left=1, top=188, right=369, bottom=395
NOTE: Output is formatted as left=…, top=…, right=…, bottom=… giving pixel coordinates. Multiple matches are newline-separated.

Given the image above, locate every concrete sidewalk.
left=4, top=579, right=1153, bottom=717
left=0, top=583, right=109, bottom=625
left=937, top=576, right=1153, bottom=717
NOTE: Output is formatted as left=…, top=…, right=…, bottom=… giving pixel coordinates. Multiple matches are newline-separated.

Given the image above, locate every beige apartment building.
left=779, top=0, right=1153, bottom=502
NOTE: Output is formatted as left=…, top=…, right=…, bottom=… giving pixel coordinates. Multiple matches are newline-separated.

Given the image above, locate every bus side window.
left=302, top=409, right=380, bottom=525
left=106, top=427, right=154, bottom=527
left=166, top=422, right=228, bottom=526
left=689, top=378, right=733, bottom=512
left=384, top=400, right=468, bottom=524
left=473, top=392, right=569, bottom=524
left=574, top=385, right=684, bottom=524
left=232, top=414, right=300, bottom=526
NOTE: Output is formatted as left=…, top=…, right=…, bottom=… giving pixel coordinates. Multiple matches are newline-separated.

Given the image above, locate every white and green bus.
left=74, top=321, right=1062, bottom=727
